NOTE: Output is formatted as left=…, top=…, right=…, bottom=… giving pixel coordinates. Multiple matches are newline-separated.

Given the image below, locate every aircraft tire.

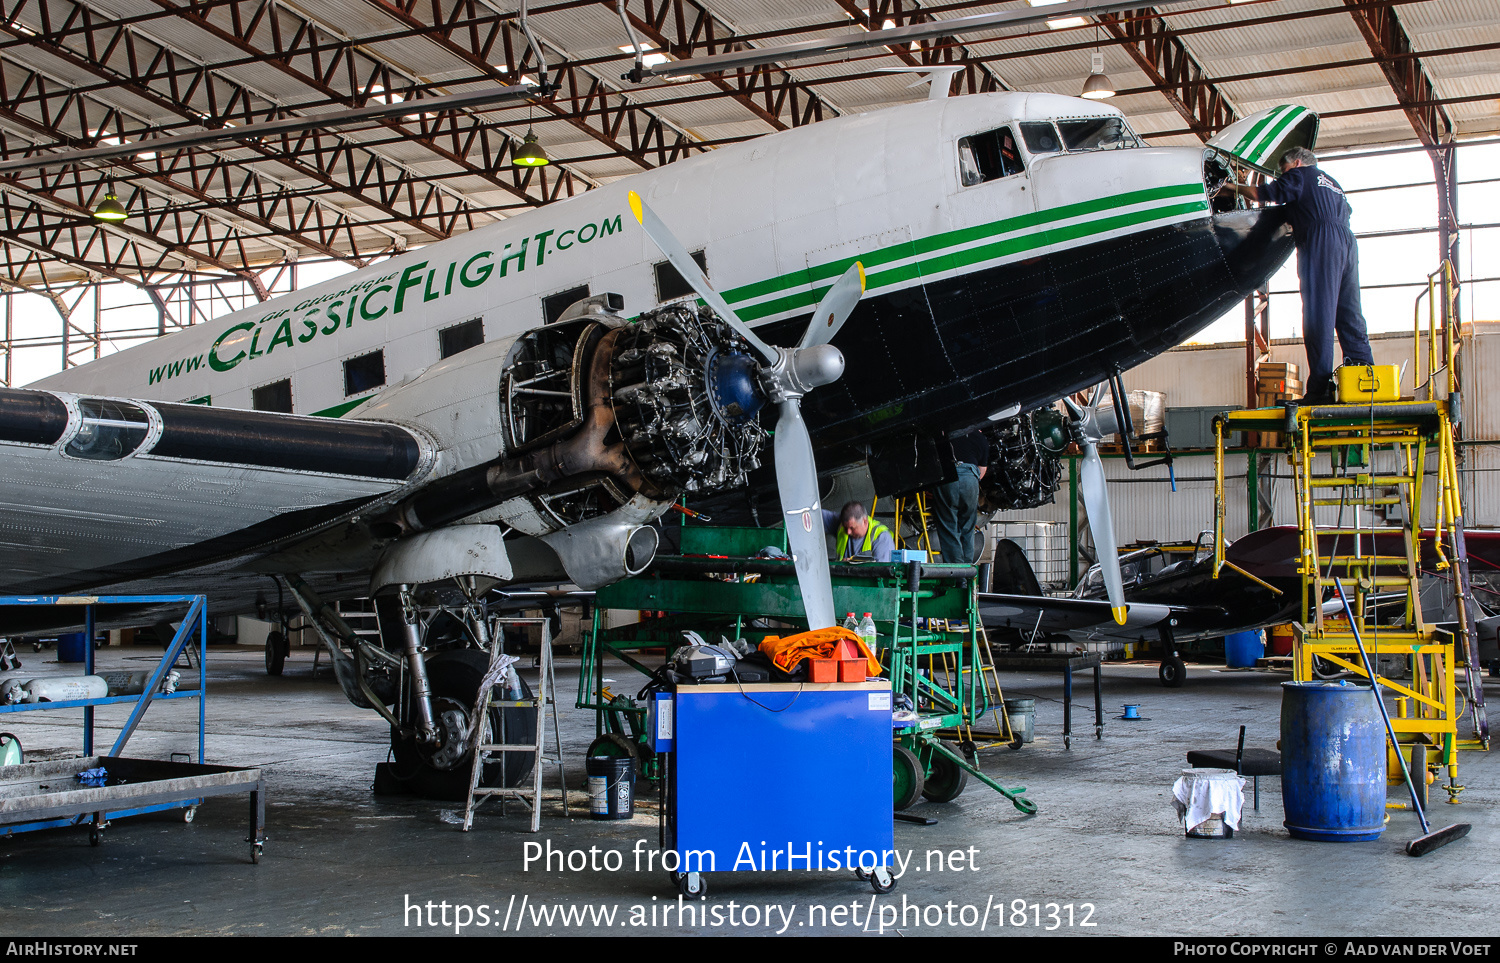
left=264, top=631, right=286, bottom=676
left=391, top=650, right=537, bottom=801
left=1159, top=657, right=1187, bottom=688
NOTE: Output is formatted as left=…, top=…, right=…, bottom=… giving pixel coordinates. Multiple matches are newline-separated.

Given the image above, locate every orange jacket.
left=758, top=627, right=881, bottom=676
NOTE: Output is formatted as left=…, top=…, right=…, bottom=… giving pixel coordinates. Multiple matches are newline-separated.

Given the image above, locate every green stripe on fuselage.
left=732, top=196, right=1210, bottom=322
left=312, top=397, right=370, bottom=419
left=721, top=181, right=1206, bottom=309
left=1233, top=105, right=1291, bottom=158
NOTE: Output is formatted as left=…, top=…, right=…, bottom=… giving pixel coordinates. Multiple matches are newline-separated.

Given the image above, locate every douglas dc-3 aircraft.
left=0, top=89, right=1316, bottom=795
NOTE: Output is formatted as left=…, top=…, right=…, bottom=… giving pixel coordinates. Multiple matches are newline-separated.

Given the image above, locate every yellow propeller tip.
left=856, top=261, right=866, bottom=290
left=628, top=191, right=644, bottom=224
left=1112, top=606, right=1128, bottom=626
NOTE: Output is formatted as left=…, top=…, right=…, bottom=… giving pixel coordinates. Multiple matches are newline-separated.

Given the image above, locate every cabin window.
left=252, top=379, right=293, bottom=413
left=654, top=251, right=707, bottom=302
left=1020, top=122, right=1062, bottom=154
left=1057, top=118, right=1140, bottom=152
left=343, top=350, right=386, bottom=397
left=957, top=127, right=1025, bottom=186
left=543, top=285, right=591, bottom=324
left=439, top=318, right=484, bottom=358
left=63, top=399, right=150, bottom=461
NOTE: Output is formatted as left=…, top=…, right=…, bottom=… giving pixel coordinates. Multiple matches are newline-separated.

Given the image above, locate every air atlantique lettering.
left=146, top=214, right=622, bottom=385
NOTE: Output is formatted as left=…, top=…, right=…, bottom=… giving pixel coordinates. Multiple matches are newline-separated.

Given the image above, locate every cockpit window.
left=64, top=399, right=150, bottom=461
left=1057, top=118, right=1140, bottom=152
left=958, top=126, right=1025, bottom=186
left=1020, top=122, right=1062, bottom=154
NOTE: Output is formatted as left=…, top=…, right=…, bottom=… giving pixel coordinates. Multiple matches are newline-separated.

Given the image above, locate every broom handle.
left=1333, top=578, right=1430, bottom=835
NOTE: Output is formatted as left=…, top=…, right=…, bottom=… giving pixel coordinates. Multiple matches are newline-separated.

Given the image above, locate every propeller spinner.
left=628, top=190, right=864, bottom=630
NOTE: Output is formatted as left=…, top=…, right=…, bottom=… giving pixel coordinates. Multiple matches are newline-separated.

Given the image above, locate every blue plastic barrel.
left=1280, top=681, right=1386, bottom=842
left=56, top=632, right=88, bottom=663
left=1223, top=630, right=1264, bottom=668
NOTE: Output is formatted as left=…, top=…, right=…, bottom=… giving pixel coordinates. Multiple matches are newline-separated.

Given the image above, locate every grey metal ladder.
left=462, top=616, right=569, bottom=832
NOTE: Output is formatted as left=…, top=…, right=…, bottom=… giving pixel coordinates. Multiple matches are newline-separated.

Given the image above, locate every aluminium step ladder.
left=462, top=616, right=569, bottom=832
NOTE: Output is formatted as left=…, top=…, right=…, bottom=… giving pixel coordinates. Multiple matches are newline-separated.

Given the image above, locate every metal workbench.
left=0, top=756, right=266, bottom=861
left=987, top=651, right=1104, bottom=748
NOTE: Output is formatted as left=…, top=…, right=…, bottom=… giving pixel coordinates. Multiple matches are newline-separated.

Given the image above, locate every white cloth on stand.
left=1172, top=768, right=1246, bottom=831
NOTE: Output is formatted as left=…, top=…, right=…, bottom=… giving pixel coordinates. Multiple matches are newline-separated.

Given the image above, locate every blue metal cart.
left=657, top=680, right=897, bottom=897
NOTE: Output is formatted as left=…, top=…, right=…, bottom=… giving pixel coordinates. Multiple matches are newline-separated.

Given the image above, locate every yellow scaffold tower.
left=1214, top=263, right=1487, bottom=807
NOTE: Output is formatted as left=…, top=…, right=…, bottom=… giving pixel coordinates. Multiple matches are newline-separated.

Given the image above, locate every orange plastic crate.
left=808, top=658, right=839, bottom=683
left=838, top=659, right=867, bottom=683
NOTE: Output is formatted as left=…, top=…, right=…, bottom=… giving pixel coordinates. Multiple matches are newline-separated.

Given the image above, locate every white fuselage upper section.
left=37, top=92, right=1211, bottom=424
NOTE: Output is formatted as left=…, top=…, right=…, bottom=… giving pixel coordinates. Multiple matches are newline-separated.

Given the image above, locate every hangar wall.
left=990, top=323, right=1500, bottom=550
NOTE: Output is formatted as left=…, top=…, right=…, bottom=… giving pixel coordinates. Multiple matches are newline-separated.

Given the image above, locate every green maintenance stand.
left=577, top=525, right=1033, bottom=813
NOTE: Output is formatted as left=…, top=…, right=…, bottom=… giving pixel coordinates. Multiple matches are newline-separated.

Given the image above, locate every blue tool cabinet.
left=662, top=681, right=897, bottom=896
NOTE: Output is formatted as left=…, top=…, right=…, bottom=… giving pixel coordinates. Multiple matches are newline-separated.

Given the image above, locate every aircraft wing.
left=977, top=592, right=1241, bottom=645
left=0, top=387, right=434, bottom=598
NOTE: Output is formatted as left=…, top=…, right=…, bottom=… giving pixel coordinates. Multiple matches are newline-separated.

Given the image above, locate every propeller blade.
left=628, top=191, right=778, bottom=366
left=1078, top=438, right=1128, bottom=625
left=798, top=261, right=865, bottom=350
left=773, top=399, right=837, bottom=631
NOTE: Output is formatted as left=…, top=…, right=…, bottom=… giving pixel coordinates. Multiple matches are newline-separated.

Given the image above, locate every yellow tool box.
left=1337, top=364, right=1401, bottom=403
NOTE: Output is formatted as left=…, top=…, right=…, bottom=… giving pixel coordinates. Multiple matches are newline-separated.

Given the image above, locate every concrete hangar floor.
left=1, top=644, right=1496, bottom=938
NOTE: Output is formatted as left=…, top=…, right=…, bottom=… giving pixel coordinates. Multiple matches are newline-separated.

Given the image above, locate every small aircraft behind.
left=981, top=526, right=1500, bottom=687
left=0, top=89, right=1315, bottom=795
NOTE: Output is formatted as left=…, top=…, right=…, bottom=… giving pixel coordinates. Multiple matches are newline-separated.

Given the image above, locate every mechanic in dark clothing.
left=933, top=429, right=991, bottom=564
left=1223, top=146, right=1373, bottom=402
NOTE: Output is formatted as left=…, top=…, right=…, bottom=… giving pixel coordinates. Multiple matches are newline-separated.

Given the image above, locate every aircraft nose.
left=1213, top=207, right=1294, bottom=294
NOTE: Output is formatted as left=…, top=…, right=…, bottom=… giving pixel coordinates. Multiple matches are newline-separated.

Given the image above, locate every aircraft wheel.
left=1159, top=657, right=1187, bottom=688
left=893, top=745, right=925, bottom=811
left=264, top=631, right=287, bottom=676
left=390, top=650, right=536, bottom=801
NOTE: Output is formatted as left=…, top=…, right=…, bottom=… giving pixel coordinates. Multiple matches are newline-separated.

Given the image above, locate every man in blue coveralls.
left=1224, top=146, right=1373, bottom=403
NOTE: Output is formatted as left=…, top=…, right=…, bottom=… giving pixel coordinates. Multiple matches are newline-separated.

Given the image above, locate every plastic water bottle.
left=858, top=613, right=877, bottom=650
left=843, top=612, right=858, bottom=632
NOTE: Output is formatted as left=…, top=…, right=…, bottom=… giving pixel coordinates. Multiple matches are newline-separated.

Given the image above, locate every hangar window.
left=1020, top=122, right=1062, bottom=154
left=958, top=126, right=1025, bottom=186
left=343, top=350, right=386, bottom=397
left=543, top=285, right=591, bottom=324
left=654, top=251, right=707, bottom=302
left=439, top=318, right=484, bottom=358
left=252, top=379, right=293, bottom=413
left=1057, top=118, right=1140, bottom=152
left=64, top=399, right=150, bottom=461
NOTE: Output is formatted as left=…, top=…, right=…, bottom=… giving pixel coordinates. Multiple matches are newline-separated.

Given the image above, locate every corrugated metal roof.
left=0, top=0, right=1494, bottom=282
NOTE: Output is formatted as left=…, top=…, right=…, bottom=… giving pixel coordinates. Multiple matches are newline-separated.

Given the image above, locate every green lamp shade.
left=513, top=131, right=550, bottom=167
left=93, top=193, right=129, bottom=221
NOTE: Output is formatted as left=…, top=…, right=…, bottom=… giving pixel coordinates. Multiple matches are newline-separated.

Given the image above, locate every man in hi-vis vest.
left=822, top=502, right=894, bottom=563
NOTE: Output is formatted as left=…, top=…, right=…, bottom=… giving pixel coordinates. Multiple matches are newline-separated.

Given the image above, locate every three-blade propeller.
left=629, top=190, right=864, bottom=630
left=1063, top=394, right=1129, bottom=625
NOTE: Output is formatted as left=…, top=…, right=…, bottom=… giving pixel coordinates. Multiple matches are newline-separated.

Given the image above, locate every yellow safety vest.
left=836, top=519, right=892, bottom=560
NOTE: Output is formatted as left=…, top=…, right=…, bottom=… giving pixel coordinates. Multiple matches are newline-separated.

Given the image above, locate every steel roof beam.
left=1096, top=8, right=1237, bottom=139
left=833, top=0, right=1015, bottom=95
left=155, top=0, right=599, bottom=200
left=361, top=0, right=705, bottom=168
left=613, top=0, right=846, bottom=131
left=0, top=0, right=492, bottom=241
left=0, top=49, right=403, bottom=275
left=1341, top=0, right=1454, bottom=148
